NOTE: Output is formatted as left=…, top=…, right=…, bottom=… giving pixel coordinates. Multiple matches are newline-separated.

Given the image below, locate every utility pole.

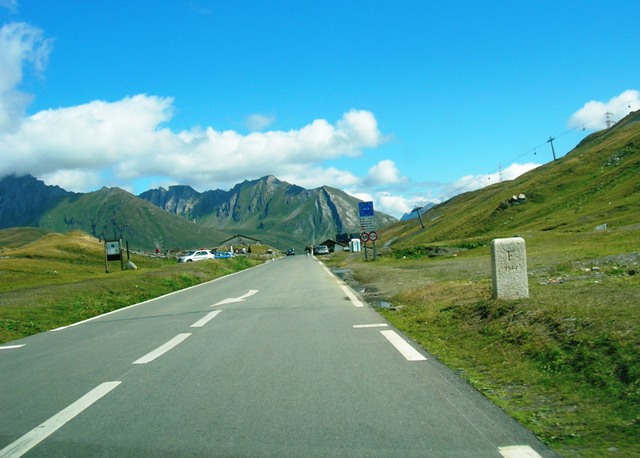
left=412, top=206, right=425, bottom=229
left=605, top=111, right=614, bottom=128
left=547, top=136, right=557, bottom=161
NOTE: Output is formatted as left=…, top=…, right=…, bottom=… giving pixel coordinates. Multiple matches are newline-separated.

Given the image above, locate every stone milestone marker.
left=490, top=237, right=529, bottom=299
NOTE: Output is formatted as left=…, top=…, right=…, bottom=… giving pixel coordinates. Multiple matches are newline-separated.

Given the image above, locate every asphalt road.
left=0, top=255, right=558, bottom=457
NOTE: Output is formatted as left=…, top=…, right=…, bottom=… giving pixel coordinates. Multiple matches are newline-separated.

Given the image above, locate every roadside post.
left=358, top=201, right=377, bottom=261
left=490, top=237, right=529, bottom=299
left=104, top=239, right=124, bottom=273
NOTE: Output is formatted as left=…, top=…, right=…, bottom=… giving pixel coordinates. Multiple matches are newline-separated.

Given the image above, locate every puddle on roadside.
left=370, top=300, right=393, bottom=309
left=331, top=268, right=353, bottom=280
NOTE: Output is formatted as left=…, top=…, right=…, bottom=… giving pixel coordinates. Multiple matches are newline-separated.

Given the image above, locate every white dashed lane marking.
left=380, top=330, right=427, bottom=361
left=0, top=382, right=121, bottom=458
left=132, top=333, right=191, bottom=364
left=191, top=310, right=222, bottom=328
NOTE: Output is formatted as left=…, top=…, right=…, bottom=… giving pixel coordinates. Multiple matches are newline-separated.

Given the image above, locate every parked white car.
left=313, top=245, right=330, bottom=255
left=177, top=249, right=215, bottom=263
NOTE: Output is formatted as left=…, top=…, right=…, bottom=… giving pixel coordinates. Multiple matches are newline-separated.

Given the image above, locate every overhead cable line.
left=429, top=97, right=638, bottom=206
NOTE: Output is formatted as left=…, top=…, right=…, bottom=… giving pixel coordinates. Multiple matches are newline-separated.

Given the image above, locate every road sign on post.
left=104, top=239, right=124, bottom=273
left=358, top=201, right=377, bottom=261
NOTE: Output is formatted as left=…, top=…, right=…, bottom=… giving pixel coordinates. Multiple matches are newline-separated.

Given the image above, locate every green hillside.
left=384, top=109, right=640, bottom=248
left=40, top=187, right=231, bottom=251
left=0, top=227, right=52, bottom=250
left=333, top=110, right=640, bottom=457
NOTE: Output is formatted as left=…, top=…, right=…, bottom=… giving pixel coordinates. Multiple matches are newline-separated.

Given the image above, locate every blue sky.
left=1, top=0, right=638, bottom=218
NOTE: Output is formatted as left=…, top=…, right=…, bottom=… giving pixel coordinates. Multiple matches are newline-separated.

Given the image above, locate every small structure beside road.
left=490, top=237, right=529, bottom=299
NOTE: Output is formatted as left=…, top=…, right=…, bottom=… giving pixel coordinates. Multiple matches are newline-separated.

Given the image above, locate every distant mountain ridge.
left=139, top=175, right=396, bottom=248
left=0, top=174, right=397, bottom=250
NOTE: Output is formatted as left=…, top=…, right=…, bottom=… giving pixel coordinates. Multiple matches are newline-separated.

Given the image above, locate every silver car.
left=313, top=245, right=330, bottom=255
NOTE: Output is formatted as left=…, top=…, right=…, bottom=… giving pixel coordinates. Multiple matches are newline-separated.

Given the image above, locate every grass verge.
left=0, top=253, right=261, bottom=344
left=327, top=228, right=640, bottom=457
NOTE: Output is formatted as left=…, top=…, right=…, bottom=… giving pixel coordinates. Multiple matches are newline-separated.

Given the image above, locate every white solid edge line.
left=191, top=310, right=222, bottom=328
left=52, top=263, right=264, bottom=332
left=353, top=324, right=388, bottom=328
left=498, top=445, right=543, bottom=458
left=132, top=333, right=191, bottom=364
left=0, top=381, right=121, bottom=458
left=380, top=330, right=426, bottom=361
left=340, top=284, right=364, bottom=308
left=0, top=344, right=25, bottom=350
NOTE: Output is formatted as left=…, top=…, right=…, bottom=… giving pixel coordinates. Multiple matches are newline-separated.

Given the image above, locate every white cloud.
left=374, top=192, right=413, bottom=216
left=41, top=169, right=102, bottom=193
left=442, top=162, right=540, bottom=199
left=568, top=89, right=640, bottom=131
left=0, top=0, right=18, bottom=12
left=278, top=165, right=360, bottom=191
left=245, top=113, right=275, bottom=131
left=0, top=22, right=53, bottom=132
left=0, top=20, right=388, bottom=192
left=365, top=159, right=406, bottom=186
left=0, top=89, right=386, bottom=192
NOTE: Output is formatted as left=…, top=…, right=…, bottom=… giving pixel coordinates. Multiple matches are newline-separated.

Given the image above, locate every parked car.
left=286, top=248, right=295, bottom=256
left=313, top=245, right=330, bottom=255
left=213, top=251, right=234, bottom=259
left=177, top=249, right=215, bottom=263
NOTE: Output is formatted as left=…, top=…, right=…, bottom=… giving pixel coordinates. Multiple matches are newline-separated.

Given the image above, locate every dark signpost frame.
left=104, top=239, right=124, bottom=273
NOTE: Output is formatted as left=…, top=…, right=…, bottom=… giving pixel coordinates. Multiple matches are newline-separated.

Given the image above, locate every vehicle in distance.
left=313, top=245, right=330, bottom=255
left=286, top=248, right=295, bottom=256
left=213, top=251, right=234, bottom=259
left=177, top=250, right=215, bottom=262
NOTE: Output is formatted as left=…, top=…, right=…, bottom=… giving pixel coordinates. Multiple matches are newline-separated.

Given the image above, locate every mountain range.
left=0, top=174, right=396, bottom=251
left=3, top=108, right=638, bottom=253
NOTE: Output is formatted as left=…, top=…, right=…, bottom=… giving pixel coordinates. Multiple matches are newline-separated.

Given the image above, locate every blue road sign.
left=358, top=201, right=374, bottom=217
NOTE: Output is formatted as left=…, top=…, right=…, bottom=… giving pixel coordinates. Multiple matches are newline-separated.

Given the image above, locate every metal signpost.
left=358, top=201, right=377, bottom=261
left=104, top=239, right=124, bottom=273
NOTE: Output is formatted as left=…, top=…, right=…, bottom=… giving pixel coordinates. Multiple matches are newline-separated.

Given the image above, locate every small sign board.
left=105, top=240, right=122, bottom=261
left=360, top=217, right=375, bottom=232
left=104, top=239, right=124, bottom=272
left=358, top=201, right=376, bottom=233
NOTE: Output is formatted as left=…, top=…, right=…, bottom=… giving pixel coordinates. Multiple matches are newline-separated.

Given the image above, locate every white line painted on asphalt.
left=340, top=284, right=364, bottom=307
left=499, top=445, right=542, bottom=458
left=380, top=330, right=426, bottom=361
left=51, top=264, right=264, bottom=332
left=0, top=344, right=25, bottom=350
left=132, top=333, right=191, bottom=364
left=213, top=289, right=258, bottom=306
left=353, top=323, right=388, bottom=328
left=191, top=310, right=222, bottom=328
left=0, top=381, right=121, bottom=458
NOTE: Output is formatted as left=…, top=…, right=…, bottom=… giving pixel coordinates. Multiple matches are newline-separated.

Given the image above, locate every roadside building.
left=319, top=239, right=347, bottom=253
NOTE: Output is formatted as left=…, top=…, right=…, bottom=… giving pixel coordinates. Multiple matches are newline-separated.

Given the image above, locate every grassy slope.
left=383, top=110, right=640, bottom=248
left=0, top=230, right=262, bottom=343
left=337, top=112, right=640, bottom=457
left=39, top=187, right=232, bottom=250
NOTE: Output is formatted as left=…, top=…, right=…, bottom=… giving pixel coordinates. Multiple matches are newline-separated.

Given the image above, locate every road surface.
left=0, top=255, right=557, bottom=457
